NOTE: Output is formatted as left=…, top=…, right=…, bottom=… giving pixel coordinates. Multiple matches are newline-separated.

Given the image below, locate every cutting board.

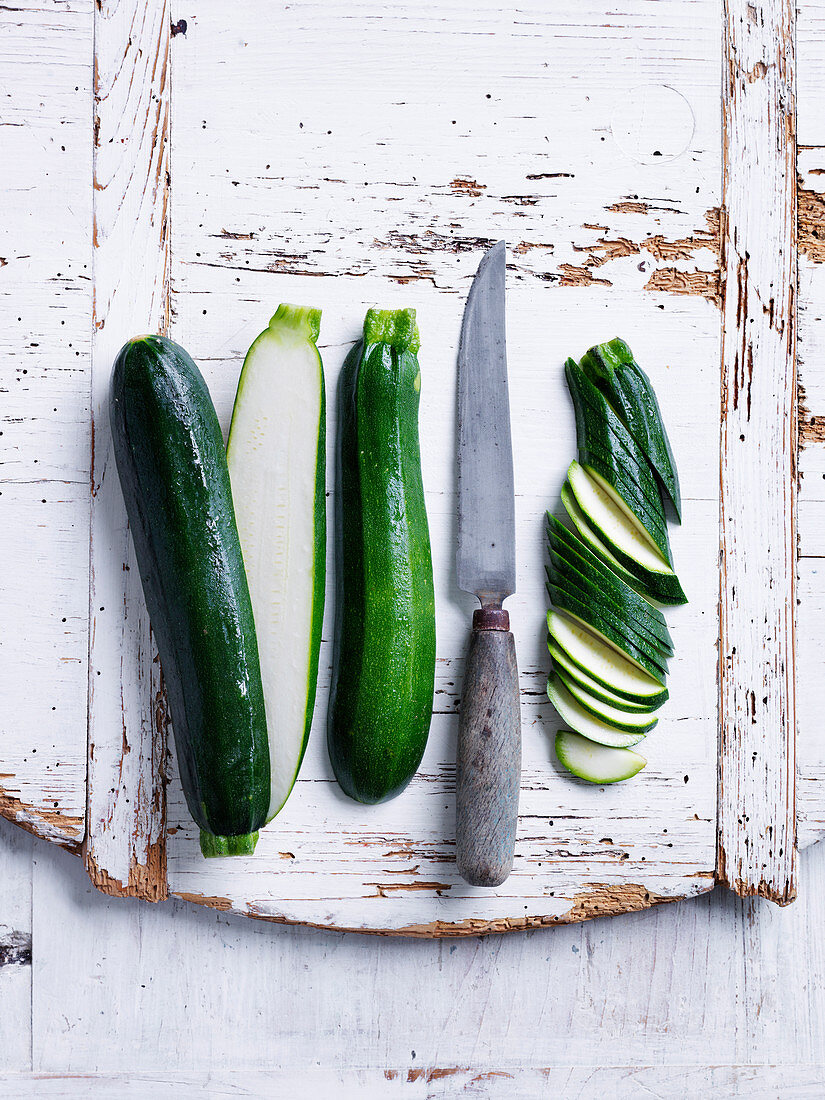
left=2, top=0, right=824, bottom=935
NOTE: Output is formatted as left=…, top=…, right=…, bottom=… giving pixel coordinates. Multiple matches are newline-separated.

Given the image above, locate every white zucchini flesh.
left=227, top=305, right=325, bottom=821
left=561, top=485, right=654, bottom=591
left=547, top=675, right=646, bottom=748
left=568, top=461, right=672, bottom=574
left=547, top=610, right=663, bottom=700
left=555, top=730, right=647, bottom=784
left=553, top=671, right=658, bottom=733
left=549, top=643, right=663, bottom=712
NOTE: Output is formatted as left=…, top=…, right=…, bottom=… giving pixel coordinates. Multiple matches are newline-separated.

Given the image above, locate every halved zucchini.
left=552, top=671, right=659, bottom=733
left=547, top=609, right=666, bottom=699
left=547, top=675, right=647, bottom=748
left=555, top=729, right=647, bottom=784
left=227, top=304, right=326, bottom=821
left=561, top=483, right=686, bottom=605
left=548, top=641, right=666, bottom=711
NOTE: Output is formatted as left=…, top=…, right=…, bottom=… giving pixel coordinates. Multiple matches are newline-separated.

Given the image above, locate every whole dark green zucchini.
left=328, top=309, right=436, bottom=804
left=110, top=335, right=270, bottom=857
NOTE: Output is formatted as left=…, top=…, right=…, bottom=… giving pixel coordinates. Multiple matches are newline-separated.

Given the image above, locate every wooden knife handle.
left=456, top=608, right=522, bottom=887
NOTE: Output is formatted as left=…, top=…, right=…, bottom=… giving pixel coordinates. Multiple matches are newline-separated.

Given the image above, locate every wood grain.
left=455, top=619, right=521, bottom=888
left=83, top=0, right=171, bottom=899
left=717, top=0, right=798, bottom=904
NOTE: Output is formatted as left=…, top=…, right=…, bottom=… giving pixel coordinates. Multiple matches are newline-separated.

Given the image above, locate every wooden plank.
left=717, top=0, right=798, bottom=904
left=27, top=824, right=825, bottom=1072
left=0, top=0, right=92, bottom=846
left=83, top=0, right=171, bottom=900
left=0, top=818, right=32, bottom=1072
left=5, top=1066, right=825, bottom=1099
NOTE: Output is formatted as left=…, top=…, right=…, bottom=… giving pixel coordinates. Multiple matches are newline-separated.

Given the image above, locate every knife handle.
left=456, top=608, right=522, bottom=887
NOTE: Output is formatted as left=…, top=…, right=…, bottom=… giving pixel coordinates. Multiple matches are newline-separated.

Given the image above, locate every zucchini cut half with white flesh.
left=553, top=671, right=658, bottom=733
left=561, top=483, right=687, bottom=605
left=567, top=461, right=684, bottom=591
left=547, top=609, right=665, bottom=700
left=548, top=641, right=667, bottom=712
left=555, top=730, right=647, bottom=784
left=547, top=675, right=647, bottom=748
left=227, top=304, right=326, bottom=821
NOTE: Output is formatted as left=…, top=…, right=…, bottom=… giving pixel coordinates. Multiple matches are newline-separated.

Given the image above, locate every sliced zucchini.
left=579, top=338, right=681, bottom=520
left=546, top=513, right=664, bottom=621
left=548, top=641, right=667, bottom=711
left=568, top=460, right=672, bottom=574
left=561, top=483, right=687, bottom=605
left=579, top=449, right=672, bottom=564
left=545, top=533, right=671, bottom=645
left=546, top=585, right=668, bottom=682
left=547, top=609, right=666, bottom=699
left=546, top=561, right=674, bottom=658
left=547, top=675, right=647, bottom=748
left=553, top=671, right=658, bottom=733
left=555, top=729, right=647, bottom=784
left=565, top=359, right=670, bottom=553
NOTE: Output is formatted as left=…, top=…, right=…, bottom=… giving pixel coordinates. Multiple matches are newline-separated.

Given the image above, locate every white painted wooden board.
left=2, top=0, right=825, bottom=936
left=6, top=1, right=825, bottom=1095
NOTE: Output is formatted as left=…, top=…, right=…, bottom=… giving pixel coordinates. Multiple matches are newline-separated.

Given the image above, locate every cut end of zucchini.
left=555, top=729, right=646, bottom=784
left=268, top=303, right=322, bottom=343
left=199, top=830, right=260, bottom=858
left=363, top=307, right=420, bottom=353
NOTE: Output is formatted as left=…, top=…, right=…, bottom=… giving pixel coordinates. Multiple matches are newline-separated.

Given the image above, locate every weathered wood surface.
left=0, top=0, right=823, bottom=935
left=717, top=0, right=798, bottom=904
left=3, top=0, right=825, bottom=1089
left=83, top=0, right=171, bottom=900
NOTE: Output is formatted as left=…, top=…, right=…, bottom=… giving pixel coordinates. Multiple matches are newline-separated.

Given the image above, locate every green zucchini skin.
left=566, top=359, right=672, bottom=562
left=328, top=310, right=436, bottom=804
left=579, top=339, right=682, bottom=520
left=109, top=336, right=270, bottom=853
left=546, top=515, right=670, bottom=635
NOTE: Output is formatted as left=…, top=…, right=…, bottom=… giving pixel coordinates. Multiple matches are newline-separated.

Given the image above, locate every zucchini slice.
left=548, top=642, right=666, bottom=711
left=579, top=338, right=681, bottom=520
left=555, top=730, right=647, bottom=784
left=546, top=514, right=664, bottom=619
left=546, top=585, right=668, bottom=681
left=546, top=559, right=674, bottom=656
left=545, top=534, right=671, bottom=639
left=227, top=304, right=326, bottom=821
left=547, top=675, right=647, bottom=748
left=552, top=671, right=659, bottom=733
left=568, top=461, right=671, bottom=573
left=579, top=449, right=672, bottom=563
left=561, top=483, right=687, bottom=605
left=547, top=609, right=666, bottom=699
left=565, top=359, right=671, bottom=557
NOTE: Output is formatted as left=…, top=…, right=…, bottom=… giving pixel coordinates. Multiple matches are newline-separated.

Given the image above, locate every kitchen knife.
left=455, top=241, right=521, bottom=888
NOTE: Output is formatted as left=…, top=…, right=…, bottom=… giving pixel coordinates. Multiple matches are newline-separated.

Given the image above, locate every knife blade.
left=456, top=240, right=516, bottom=605
left=455, top=242, right=522, bottom=889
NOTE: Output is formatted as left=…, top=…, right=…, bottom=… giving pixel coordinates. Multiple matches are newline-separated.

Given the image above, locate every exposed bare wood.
left=83, top=0, right=171, bottom=900
left=717, top=0, right=798, bottom=904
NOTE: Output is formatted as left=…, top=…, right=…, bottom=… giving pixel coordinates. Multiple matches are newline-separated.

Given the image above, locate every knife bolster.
left=472, top=608, right=510, bottom=632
